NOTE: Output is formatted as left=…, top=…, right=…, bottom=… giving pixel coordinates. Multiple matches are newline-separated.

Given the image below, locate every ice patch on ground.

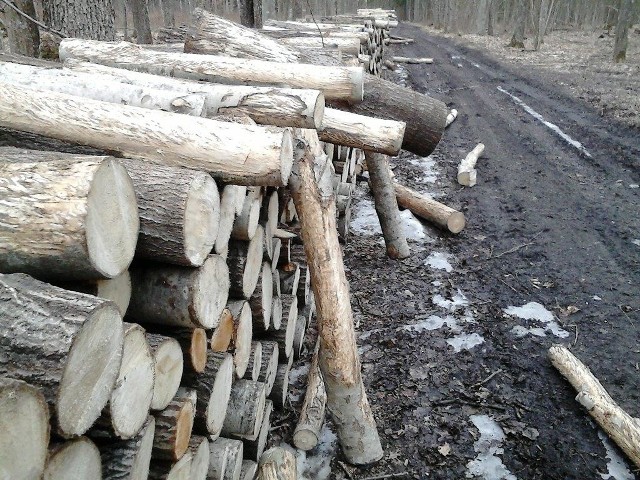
left=400, top=209, right=432, bottom=242
left=402, top=314, right=460, bottom=333
left=349, top=198, right=381, bottom=235
left=504, top=302, right=570, bottom=338
left=447, top=333, right=484, bottom=352
left=295, top=424, right=338, bottom=480
left=433, top=289, right=469, bottom=312
left=425, top=252, right=453, bottom=272
left=408, top=155, right=439, bottom=183
left=598, top=431, right=634, bottom=480
left=466, top=415, right=518, bottom=480
left=632, top=239, right=640, bottom=247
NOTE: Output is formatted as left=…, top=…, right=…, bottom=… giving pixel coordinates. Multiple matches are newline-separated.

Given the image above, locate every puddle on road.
left=402, top=314, right=460, bottom=333
left=466, top=415, right=518, bottom=480
left=504, top=302, right=570, bottom=338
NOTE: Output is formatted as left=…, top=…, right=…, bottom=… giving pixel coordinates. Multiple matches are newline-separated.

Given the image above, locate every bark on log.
left=258, top=341, right=280, bottom=397
left=269, top=362, right=290, bottom=410
left=240, top=461, right=258, bottom=480
left=319, top=108, right=405, bottom=156
left=227, top=300, right=254, bottom=379
left=148, top=451, right=192, bottom=480
left=188, top=436, right=209, bottom=480
left=146, top=334, right=184, bottom=411
left=293, top=344, right=326, bottom=450
left=59, top=270, right=132, bottom=317
left=244, top=341, right=263, bottom=382
left=390, top=56, right=433, bottom=64
left=0, top=148, right=138, bottom=280
left=257, top=447, right=297, bottom=480
left=278, top=36, right=360, bottom=54
left=250, top=262, right=274, bottom=333
left=445, top=108, right=458, bottom=127
left=208, top=437, right=243, bottom=480
left=272, top=269, right=281, bottom=298
left=221, top=380, right=267, bottom=439
left=43, top=437, right=101, bottom=480
left=243, top=399, right=272, bottom=462
left=549, top=345, right=640, bottom=469
left=183, top=352, right=234, bottom=439
left=292, top=311, right=307, bottom=359
left=152, top=388, right=196, bottom=461
left=0, top=82, right=293, bottom=187
left=129, top=255, right=230, bottom=329
left=270, top=238, right=282, bottom=271
left=100, top=416, right=156, bottom=480
left=0, top=273, right=123, bottom=437
left=231, top=195, right=261, bottom=241
left=394, top=182, right=466, bottom=234
left=0, top=377, right=50, bottom=479
left=365, top=152, right=410, bottom=259
left=279, top=262, right=300, bottom=296
left=227, top=226, right=265, bottom=299
left=65, top=59, right=325, bottom=130
left=211, top=308, right=234, bottom=352
left=457, top=143, right=485, bottom=187
left=268, top=294, right=298, bottom=359
left=289, top=141, right=383, bottom=464
left=160, top=327, right=208, bottom=375
left=121, top=159, right=220, bottom=267
left=59, top=38, right=363, bottom=103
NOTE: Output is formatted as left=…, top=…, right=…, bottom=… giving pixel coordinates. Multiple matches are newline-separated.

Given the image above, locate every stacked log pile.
left=0, top=6, right=454, bottom=478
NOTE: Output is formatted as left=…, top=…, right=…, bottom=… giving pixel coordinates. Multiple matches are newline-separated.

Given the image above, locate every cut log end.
left=210, top=308, right=234, bottom=352
left=447, top=212, right=466, bottom=234
left=292, top=430, right=319, bottom=451
left=190, top=328, right=208, bottom=374
left=195, top=255, right=231, bottom=329
left=43, top=437, right=102, bottom=480
left=189, top=436, right=210, bottom=480
left=149, top=336, right=184, bottom=411
left=206, top=353, right=235, bottom=437
left=184, top=173, right=220, bottom=266
left=313, top=93, right=326, bottom=131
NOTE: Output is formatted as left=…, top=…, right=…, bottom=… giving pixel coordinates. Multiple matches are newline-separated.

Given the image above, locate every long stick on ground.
left=394, top=182, right=466, bottom=234
left=289, top=138, right=383, bottom=465
left=549, top=344, right=640, bottom=468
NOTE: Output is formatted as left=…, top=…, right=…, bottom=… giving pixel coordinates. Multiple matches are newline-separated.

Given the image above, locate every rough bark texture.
left=100, top=416, right=155, bottom=480
left=394, top=182, right=466, bottom=234
left=0, top=273, right=123, bottom=438
left=208, top=437, right=243, bottom=480
left=614, top=0, right=635, bottom=62
left=509, top=0, right=527, bottom=48
left=268, top=362, right=289, bottom=410
left=293, top=344, right=326, bottom=450
left=243, top=400, right=272, bottom=462
left=43, top=0, right=115, bottom=40
left=43, top=437, right=101, bottom=480
left=152, top=388, right=196, bottom=461
left=0, top=0, right=39, bottom=56
left=258, top=341, right=280, bottom=396
left=129, top=0, right=152, bottom=44
left=244, top=341, right=263, bottom=382
left=221, top=380, right=266, bottom=439
left=146, top=334, right=184, bottom=411
left=148, top=451, right=192, bottom=480
left=257, top=447, right=297, bottom=480
left=239, top=0, right=255, bottom=27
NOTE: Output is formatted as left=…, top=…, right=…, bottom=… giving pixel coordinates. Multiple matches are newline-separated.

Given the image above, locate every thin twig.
left=304, top=0, right=324, bottom=47
left=359, top=472, right=409, bottom=480
left=490, top=231, right=543, bottom=260
left=0, top=0, right=66, bottom=38
left=338, top=460, right=355, bottom=480
left=471, top=368, right=503, bottom=388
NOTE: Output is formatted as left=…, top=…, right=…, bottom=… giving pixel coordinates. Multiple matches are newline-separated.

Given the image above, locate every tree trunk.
left=58, top=270, right=132, bottom=317
left=0, top=377, right=50, bottom=479
left=43, top=437, right=101, bottom=480
left=257, top=447, right=297, bottom=480
left=101, top=416, right=156, bottom=480
left=243, top=399, right=272, bottom=461
left=365, top=152, right=410, bottom=259
left=227, top=300, right=254, bottom=379
left=239, top=0, right=256, bottom=26
left=146, top=334, right=184, bottom=411
left=0, top=273, right=123, bottom=438
left=293, top=343, right=326, bottom=450
left=188, top=436, right=210, bottom=480
left=0, top=0, right=39, bottom=56
left=253, top=0, right=263, bottom=28
left=128, top=255, right=230, bottom=330
left=614, top=0, right=635, bottom=62
left=0, top=148, right=138, bottom=280
left=130, top=0, right=153, bottom=44
left=43, top=0, right=115, bottom=40
left=221, top=379, right=267, bottom=438
left=227, top=227, right=265, bottom=299
left=394, top=182, right=466, bottom=234
left=152, top=388, right=196, bottom=461
left=0, top=81, right=294, bottom=187
left=534, top=0, right=549, bottom=50
left=161, top=0, right=175, bottom=27
left=208, top=437, right=244, bottom=480
left=258, top=341, right=280, bottom=396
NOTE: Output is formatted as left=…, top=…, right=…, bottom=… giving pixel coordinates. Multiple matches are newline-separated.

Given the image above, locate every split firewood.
left=222, top=380, right=267, bottom=439
left=446, top=108, right=458, bottom=127
left=148, top=450, right=192, bottom=480
left=549, top=345, right=640, bottom=468
left=129, top=255, right=230, bottom=330
left=365, top=151, right=410, bottom=259
left=244, top=400, right=273, bottom=462
left=208, top=437, right=244, bottom=480
left=250, top=262, right=274, bottom=333
left=152, top=388, right=196, bottom=462
left=457, top=143, right=485, bottom=187
left=257, top=447, right=297, bottom=480
left=210, top=308, right=234, bottom=352
left=240, top=460, right=258, bottom=480
left=0, top=273, right=123, bottom=438
left=188, top=436, right=209, bottom=480
left=0, top=378, right=50, bottom=479
left=227, top=300, right=254, bottom=379
left=293, top=343, right=327, bottom=451
left=390, top=56, right=433, bottom=64
left=0, top=148, right=138, bottom=280
left=258, top=341, right=280, bottom=396
left=43, top=437, right=101, bottom=480
left=59, top=270, right=132, bottom=317
left=394, top=182, right=466, bottom=234
left=227, top=226, right=265, bottom=299
left=100, top=416, right=155, bottom=480
left=145, top=334, right=184, bottom=411
left=244, top=341, right=264, bottom=382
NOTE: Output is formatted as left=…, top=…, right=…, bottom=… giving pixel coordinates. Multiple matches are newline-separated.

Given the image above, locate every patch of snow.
left=432, top=280, right=443, bottom=287
left=466, top=415, right=518, bottom=480
left=288, top=363, right=310, bottom=387
left=593, top=295, right=602, bottom=301
left=447, top=333, right=484, bottom=352
left=401, top=314, right=460, bottom=333
left=497, top=86, right=592, bottom=158
left=425, top=252, right=453, bottom=272
left=598, top=431, right=634, bottom=480
left=349, top=198, right=381, bottom=236
left=504, top=302, right=570, bottom=338
left=297, top=425, right=338, bottom=480
left=629, top=184, right=639, bottom=189
left=408, top=155, right=439, bottom=183
left=433, top=289, right=469, bottom=312
left=632, top=239, right=640, bottom=247
left=400, top=209, right=432, bottom=242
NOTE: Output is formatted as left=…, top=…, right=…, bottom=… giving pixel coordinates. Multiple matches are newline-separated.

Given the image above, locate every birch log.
left=243, top=400, right=272, bottom=462
left=227, top=300, right=254, bottom=379
left=250, top=262, right=274, bottom=333
left=549, top=345, right=640, bottom=468
left=394, top=182, right=466, bottom=234
left=231, top=195, right=261, bottom=241
left=64, top=59, right=325, bottom=129
left=0, top=148, right=138, bottom=280
left=279, top=263, right=300, bottom=296
left=457, top=143, right=485, bottom=187
left=129, top=255, right=230, bottom=329
left=257, top=447, right=297, bottom=480
left=59, top=270, right=132, bottom=316
left=188, top=436, right=210, bottom=480
left=43, top=437, right=101, bottom=480
left=240, top=461, right=258, bottom=480
left=289, top=141, right=383, bottom=464
left=101, top=416, right=155, bottom=480
left=269, top=362, right=290, bottom=410
left=121, top=159, right=220, bottom=267
left=227, top=226, right=265, bottom=299
left=293, top=344, right=326, bottom=450
left=0, top=82, right=293, bottom=187
left=365, top=152, right=410, bottom=259
left=0, top=273, right=123, bottom=437
left=59, top=38, right=364, bottom=102
left=221, top=380, right=266, bottom=439
left=0, top=378, right=50, bottom=480
left=258, top=341, right=280, bottom=396
left=269, top=294, right=298, bottom=359
left=211, top=308, right=234, bottom=352
left=244, top=341, right=263, bottom=382
left=146, top=334, right=184, bottom=411
left=208, top=437, right=243, bottom=480
left=153, top=388, right=196, bottom=462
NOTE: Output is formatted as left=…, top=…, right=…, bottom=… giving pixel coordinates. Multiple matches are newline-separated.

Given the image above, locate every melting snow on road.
left=350, top=198, right=432, bottom=243
left=425, top=251, right=453, bottom=272
left=504, top=302, right=570, bottom=338
left=408, top=155, right=439, bottom=184
left=466, top=415, right=518, bottom=480
left=497, top=86, right=592, bottom=158
left=433, top=289, right=469, bottom=312
left=447, top=332, right=484, bottom=352
left=598, top=431, right=634, bottom=480
left=402, top=314, right=460, bottom=333
left=632, top=239, right=640, bottom=247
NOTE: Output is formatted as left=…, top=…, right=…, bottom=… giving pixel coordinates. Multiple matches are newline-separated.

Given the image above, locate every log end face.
left=447, top=212, right=466, bottom=234
left=280, top=129, right=294, bottom=187
left=175, top=401, right=195, bottom=461
left=43, top=437, right=101, bottom=480
left=191, top=328, right=208, bottom=374
left=349, top=67, right=365, bottom=103
left=293, top=429, right=320, bottom=451
left=151, top=338, right=184, bottom=411
left=184, top=173, right=220, bottom=267
left=195, top=255, right=230, bottom=329
left=95, top=270, right=132, bottom=316
left=313, top=92, right=326, bottom=131
left=233, top=301, right=254, bottom=379
left=206, top=353, right=234, bottom=437
left=210, top=308, right=234, bottom=352
left=129, top=416, right=156, bottom=479
left=86, top=158, right=139, bottom=278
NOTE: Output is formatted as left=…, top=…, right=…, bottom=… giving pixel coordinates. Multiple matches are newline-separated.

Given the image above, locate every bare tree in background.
left=614, top=0, right=635, bottom=61
left=239, top=0, right=255, bottom=26
left=43, top=0, right=116, bottom=40
left=0, top=0, right=39, bottom=55
left=129, top=0, right=153, bottom=43
left=509, top=0, right=527, bottom=48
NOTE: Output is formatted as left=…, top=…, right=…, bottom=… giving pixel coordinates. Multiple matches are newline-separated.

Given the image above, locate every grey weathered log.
left=227, top=300, right=254, bottom=379
left=188, top=436, right=210, bottom=480
left=227, top=226, right=265, bottom=299
left=208, top=437, right=243, bottom=480
left=0, top=377, right=50, bottom=479
left=43, top=437, right=101, bottom=480
left=129, top=255, right=230, bottom=329
left=258, top=341, right=280, bottom=397
left=266, top=294, right=298, bottom=360
left=231, top=193, right=261, bottom=241
left=268, top=362, right=290, bottom=410
left=215, top=184, right=245, bottom=255
left=293, top=344, right=326, bottom=450
left=146, top=334, right=184, bottom=411
left=243, top=399, right=272, bottom=462
left=148, top=450, right=192, bottom=480
left=249, top=262, right=274, bottom=333
left=59, top=270, right=132, bottom=317
left=244, top=341, right=263, bottom=382
left=0, top=273, right=124, bottom=437
left=279, top=262, right=300, bottom=296
left=292, top=310, right=307, bottom=359
left=240, top=460, right=258, bottom=480
left=0, top=0, right=40, bottom=56
left=100, top=416, right=156, bottom=480
left=257, top=447, right=297, bottom=480
left=0, top=148, right=138, bottom=280
left=221, top=380, right=266, bottom=439
left=270, top=296, right=283, bottom=331
left=152, top=388, right=196, bottom=461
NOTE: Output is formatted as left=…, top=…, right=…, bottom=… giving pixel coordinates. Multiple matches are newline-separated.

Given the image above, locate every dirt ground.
left=278, top=23, right=640, bottom=480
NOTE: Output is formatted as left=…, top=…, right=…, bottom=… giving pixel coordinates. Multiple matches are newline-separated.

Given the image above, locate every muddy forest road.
left=341, top=24, right=640, bottom=479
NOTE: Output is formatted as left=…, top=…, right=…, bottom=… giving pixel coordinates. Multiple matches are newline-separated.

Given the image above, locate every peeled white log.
left=0, top=61, right=206, bottom=116
left=59, top=270, right=132, bottom=316
left=215, top=184, right=245, bottom=255
left=227, top=226, right=265, bottom=299
left=257, top=447, right=297, bottom=480
left=394, top=182, right=466, bottom=234
left=269, top=362, right=290, bottom=410
left=549, top=345, right=640, bottom=468
left=60, top=37, right=364, bottom=103
left=0, top=148, right=138, bottom=280
left=129, top=255, right=230, bottom=329
left=457, top=143, right=485, bottom=187
left=43, top=437, right=101, bottom=480
left=101, top=416, right=156, bottom=480
left=243, top=399, right=272, bottom=462
left=188, top=436, right=210, bottom=480
left=0, top=377, right=50, bottom=479
left=293, top=344, right=326, bottom=451
left=0, top=273, right=123, bottom=437
left=153, top=388, right=196, bottom=461
left=227, top=300, right=254, bottom=379
left=0, top=82, right=294, bottom=187
left=390, top=56, right=433, bottom=64
left=146, top=334, right=184, bottom=411
left=149, top=451, right=192, bottom=480
left=208, top=437, right=243, bottom=480
left=244, top=341, right=263, bottom=382
left=258, top=341, right=280, bottom=397
left=250, top=262, right=274, bottom=333
left=278, top=36, right=360, bottom=54
left=221, top=380, right=266, bottom=439
left=445, top=108, right=458, bottom=127
left=183, top=352, right=234, bottom=439
left=211, top=308, right=234, bottom=352
left=64, top=59, right=325, bottom=129
left=240, top=461, right=258, bottom=480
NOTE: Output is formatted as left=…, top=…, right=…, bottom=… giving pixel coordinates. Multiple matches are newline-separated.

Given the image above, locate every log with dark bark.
left=0, top=0, right=40, bottom=57
left=257, top=447, right=297, bottom=480
left=250, top=262, right=274, bottom=333
left=0, top=148, right=138, bottom=280
left=59, top=270, right=132, bottom=317
left=146, top=334, right=184, bottom=411
left=148, top=450, right=192, bottom=480
left=227, top=227, right=265, bottom=299
left=258, top=341, right=280, bottom=396
left=0, top=273, right=123, bottom=438
left=243, top=399, right=272, bottom=462
left=43, top=437, right=101, bottom=480
left=293, top=344, right=326, bottom=450
left=244, top=341, right=263, bottom=382
left=227, top=300, right=254, bottom=379
left=279, top=263, right=300, bottom=296
left=152, top=388, right=196, bottom=462
left=188, top=436, right=209, bottom=480
left=268, top=362, right=290, bottom=410
left=100, top=416, right=155, bottom=480
left=129, top=255, right=230, bottom=329
left=221, top=379, right=266, bottom=439
left=208, top=437, right=243, bottom=480
left=394, top=182, right=466, bottom=234
left=0, top=377, right=50, bottom=479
